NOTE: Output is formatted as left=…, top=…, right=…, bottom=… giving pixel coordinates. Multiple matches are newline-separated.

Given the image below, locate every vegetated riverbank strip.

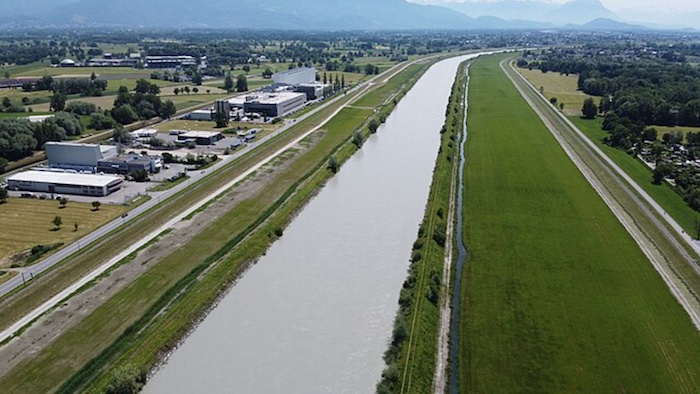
left=459, top=54, right=700, bottom=392
left=433, top=62, right=470, bottom=394
left=505, top=59, right=700, bottom=328
left=0, top=61, right=433, bottom=393
left=376, top=61, right=468, bottom=394
left=0, top=56, right=416, bottom=338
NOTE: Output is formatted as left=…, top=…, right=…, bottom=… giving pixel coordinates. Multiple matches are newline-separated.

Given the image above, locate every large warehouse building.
left=6, top=171, right=123, bottom=197
left=273, top=67, right=316, bottom=85
left=46, top=142, right=118, bottom=172
left=240, top=92, right=307, bottom=117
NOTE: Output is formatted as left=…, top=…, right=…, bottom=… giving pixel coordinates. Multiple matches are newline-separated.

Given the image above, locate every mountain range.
left=0, top=0, right=684, bottom=31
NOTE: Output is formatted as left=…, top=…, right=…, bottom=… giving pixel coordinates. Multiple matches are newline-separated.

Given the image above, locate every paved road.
left=0, top=57, right=424, bottom=343
left=502, top=58, right=700, bottom=330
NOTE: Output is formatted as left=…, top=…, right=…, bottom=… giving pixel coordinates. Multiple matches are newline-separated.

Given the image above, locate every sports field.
left=460, top=55, right=700, bottom=392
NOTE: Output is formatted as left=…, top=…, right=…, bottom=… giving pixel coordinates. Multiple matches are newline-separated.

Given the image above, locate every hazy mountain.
left=435, top=0, right=558, bottom=21
left=32, top=0, right=476, bottom=30
left=579, top=18, right=646, bottom=31
left=417, top=0, right=618, bottom=26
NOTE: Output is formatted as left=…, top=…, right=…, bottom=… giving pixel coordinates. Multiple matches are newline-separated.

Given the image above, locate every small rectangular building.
left=294, top=83, right=325, bottom=100
left=187, top=109, right=214, bottom=121
left=177, top=131, right=224, bottom=145
left=6, top=171, right=123, bottom=197
left=97, top=155, right=162, bottom=175
left=130, top=128, right=159, bottom=140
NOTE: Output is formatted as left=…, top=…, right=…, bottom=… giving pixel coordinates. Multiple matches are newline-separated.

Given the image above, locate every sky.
left=414, top=0, right=700, bottom=13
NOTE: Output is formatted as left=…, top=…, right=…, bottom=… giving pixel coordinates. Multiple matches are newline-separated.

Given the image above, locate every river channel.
left=144, top=53, right=482, bottom=393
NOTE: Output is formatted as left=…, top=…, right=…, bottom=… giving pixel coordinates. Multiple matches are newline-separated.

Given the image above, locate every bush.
left=65, top=101, right=98, bottom=116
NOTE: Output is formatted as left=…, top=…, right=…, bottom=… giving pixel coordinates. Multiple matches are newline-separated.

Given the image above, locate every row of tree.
left=0, top=112, right=83, bottom=162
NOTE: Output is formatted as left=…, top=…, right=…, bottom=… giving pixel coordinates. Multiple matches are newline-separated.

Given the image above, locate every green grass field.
left=519, top=67, right=601, bottom=116
left=572, top=117, right=700, bottom=233
left=0, top=199, right=124, bottom=266
left=460, top=55, right=700, bottom=392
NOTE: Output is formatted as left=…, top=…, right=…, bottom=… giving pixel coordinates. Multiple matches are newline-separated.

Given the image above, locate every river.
left=144, top=53, right=482, bottom=394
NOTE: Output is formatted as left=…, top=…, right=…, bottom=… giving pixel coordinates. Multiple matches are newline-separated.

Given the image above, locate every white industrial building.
left=273, top=67, right=316, bottom=85
left=6, top=171, right=123, bottom=197
left=45, top=142, right=118, bottom=172
left=239, top=92, right=307, bottom=117
left=187, top=109, right=214, bottom=121
left=130, top=128, right=159, bottom=140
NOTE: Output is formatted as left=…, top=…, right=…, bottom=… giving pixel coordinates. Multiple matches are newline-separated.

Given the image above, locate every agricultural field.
left=519, top=67, right=600, bottom=116
left=460, top=55, right=700, bottom=392
left=0, top=198, right=125, bottom=267
left=11, top=66, right=152, bottom=78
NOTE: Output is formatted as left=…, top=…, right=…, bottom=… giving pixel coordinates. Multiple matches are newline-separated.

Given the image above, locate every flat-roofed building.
left=273, top=67, right=316, bottom=85
left=294, top=83, right=325, bottom=100
left=145, top=55, right=198, bottom=69
left=177, top=131, right=224, bottom=145
left=242, top=92, right=307, bottom=117
left=45, top=142, right=118, bottom=172
left=187, top=109, right=214, bottom=121
left=6, top=171, right=123, bottom=196
left=97, top=155, right=162, bottom=175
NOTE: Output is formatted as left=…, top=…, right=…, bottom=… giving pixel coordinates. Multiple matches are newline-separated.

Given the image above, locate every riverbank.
left=376, top=58, right=471, bottom=394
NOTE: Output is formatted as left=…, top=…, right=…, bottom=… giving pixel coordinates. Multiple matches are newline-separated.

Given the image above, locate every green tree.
left=52, top=215, right=62, bottom=230
left=112, top=104, right=138, bottom=125
left=192, top=87, right=199, bottom=94
left=106, top=364, right=145, bottom=394
left=50, top=92, right=66, bottom=112
left=242, top=65, right=251, bottom=73
left=192, top=72, right=203, bottom=85
left=0, top=157, right=7, bottom=173
left=653, top=161, right=673, bottom=184
left=352, top=130, right=365, bottom=148
left=236, top=74, right=248, bottom=92
left=224, top=73, right=234, bottom=91
left=92, top=201, right=101, bottom=211
left=173, top=87, right=180, bottom=96
left=550, top=97, right=557, bottom=105
left=74, top=222, right=79, bottom=232
left=112, top=125, right=131, bottom=144
left=213, top=110, right=229, bottom=128
left=0, top=187, right=8, bottom=203
left=262, top=68, right=273, bottom=79
left=582, top=98, right=598, bottom=119
left=184, top=86, right=190, bottom=95
left=368, top=119, right=380, bottom=133
left=59, top=197, right=68, bottom=208
left=328, top=155, right=339, bottom=174
left=160, top=100, right=177, bottom=120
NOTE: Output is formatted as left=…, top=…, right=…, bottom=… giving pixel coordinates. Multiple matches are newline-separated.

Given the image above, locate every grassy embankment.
left=459, top=55, right=700, bottom=392
left=0, top=62, right=432, bottom=393
left=0, top=199, right=125, bottom=266
left=376, top=63, right=468, bottom=394
left=519, top=67, right=700, bottom=235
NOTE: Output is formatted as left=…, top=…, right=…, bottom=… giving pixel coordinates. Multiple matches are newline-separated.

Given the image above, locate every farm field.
left=460, top=55, right=700, bottom=392
left=0, top=198, right=125, bottom=267
left=519, top=67, right=600, bottom=116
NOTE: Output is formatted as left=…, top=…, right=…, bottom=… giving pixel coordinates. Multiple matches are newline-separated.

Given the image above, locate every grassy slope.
left=572, top=117, right=700, bottom=234
left=460, top=56, right=700, bottom=392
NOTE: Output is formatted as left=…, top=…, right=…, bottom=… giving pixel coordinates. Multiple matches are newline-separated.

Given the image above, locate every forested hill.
left=27, top=0, right=475, bottom=29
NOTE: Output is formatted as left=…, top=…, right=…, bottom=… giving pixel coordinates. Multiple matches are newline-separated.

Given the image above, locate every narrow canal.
left=144, top=54, right=482, bottom=393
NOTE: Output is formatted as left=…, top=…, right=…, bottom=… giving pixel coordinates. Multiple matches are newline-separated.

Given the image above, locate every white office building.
left=273, top=67, right=316, bottom=85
